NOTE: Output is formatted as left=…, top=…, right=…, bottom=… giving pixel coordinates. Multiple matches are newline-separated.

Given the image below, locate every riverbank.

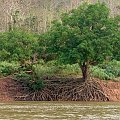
left=97, top=79, right=120, bottom=101
left=0, top=77, right=120, bottom=102
left=0, top=77, right=28, bottom=101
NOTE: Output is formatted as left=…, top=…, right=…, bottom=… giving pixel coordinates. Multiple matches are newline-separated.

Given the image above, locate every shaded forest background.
left=0, top=0, right=120, bottom=33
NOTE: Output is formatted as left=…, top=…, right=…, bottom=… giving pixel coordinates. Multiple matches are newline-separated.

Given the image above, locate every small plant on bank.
left=15, top=72, right=32, bottom=82
left=100, top=60, right=120, bottom=77
left=90, top=66, right=115, bottom=80
left=15, top=69, right=45, bottom=92
left=32, top=64, right=59, bottom=78
left=59, top=64, right=81, bottom=76
left=29, top=79, right=44, bottom=91
left=0, top=61, right=20, bottom=76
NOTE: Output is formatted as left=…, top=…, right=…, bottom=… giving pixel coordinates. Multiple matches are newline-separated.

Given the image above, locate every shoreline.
left=0, top=77, right=120, bottom=102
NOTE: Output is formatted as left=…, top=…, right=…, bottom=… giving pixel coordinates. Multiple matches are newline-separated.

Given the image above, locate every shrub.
left=0, top=30, right=38, bottom=61
left=15, top=72, right=32, bottom=82
left=98, top=60, right=120, bottom=77
left=59, top=64, right=81, bottom=76
left=105, top=60, right=120, bottom=77
left=29, top=79, right=44, bottom=91
left=0, top=61, right=20, bottom=76
left=37, top=59, right=45, bottom=65
left=32, top=64, right=60, bottom=78
left=32, top=60, right=81, bottom=77
left=91, top=66, right=115, bottom=80
left=15, top=72, right=44, bottom=91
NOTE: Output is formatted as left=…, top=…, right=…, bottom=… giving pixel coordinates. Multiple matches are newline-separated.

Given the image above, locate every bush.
left=98, top=60, right=120, bottom=77
left=32, top=64, right=60, bottom=78
left=15, top=72, right=44, bottom=91
left=32, top=60, right=81, bottom=77
left=104, top=60, right=120, bottom=77
left=37, top=59, right=45, bottom=65
left=15, top=72, right=32, bottom=82
left=0, top=30, right=38, bottom=61
left=91, top=66, right=115, bottom=80
left=0, top=61, right=20, bottom=76
left=29, top=79, right=44, bottom=91
left=59, top=64, right=81, bottom=76
left=90, top=60, right=120, bottom=80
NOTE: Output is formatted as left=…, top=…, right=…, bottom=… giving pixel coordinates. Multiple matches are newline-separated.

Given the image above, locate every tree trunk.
left=80, top=62, right=89, bottom=82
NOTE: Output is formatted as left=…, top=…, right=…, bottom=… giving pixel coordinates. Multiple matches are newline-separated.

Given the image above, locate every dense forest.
left=0, top=0, right=120, bottom=101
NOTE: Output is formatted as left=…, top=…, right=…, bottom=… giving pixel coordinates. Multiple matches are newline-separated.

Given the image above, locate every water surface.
left=0, top=102, right=120, bottom=120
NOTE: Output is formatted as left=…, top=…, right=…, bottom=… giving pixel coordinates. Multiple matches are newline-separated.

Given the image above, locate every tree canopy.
left=0, top=30, right=38, bottom=61
left=40, top=3, right=120, bottom=81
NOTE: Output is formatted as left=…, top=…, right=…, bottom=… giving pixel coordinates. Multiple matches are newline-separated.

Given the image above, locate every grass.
left=0, top=60, right=120, bottom=81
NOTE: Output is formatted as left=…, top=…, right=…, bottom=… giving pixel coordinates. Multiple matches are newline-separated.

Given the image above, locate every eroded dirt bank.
left=0, top=77, right=120, bottom=102
left=0, top=77, right=28, bottom=101
left=97, top=80, right=120, bottom=101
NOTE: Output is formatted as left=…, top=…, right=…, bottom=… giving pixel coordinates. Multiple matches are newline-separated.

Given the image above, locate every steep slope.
left=0, top=77, right=120, bottom=102
left=98, top=80, right=120, bottom=101
left=0, top=77, right=28, bottom=101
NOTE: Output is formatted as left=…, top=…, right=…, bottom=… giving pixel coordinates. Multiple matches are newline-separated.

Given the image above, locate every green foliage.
left=29, top=79, right=44, bottom=91
left=91, top=60, right=120, bottom=80
left=99, top=60, right=120, bottom=77
left=39, top=3, right=120, bottom=80
left=41, top=3, right=120, bottom=67
left=31, top=60, right=120, bottom=80
left=91, top=66, right=115, bottom=80
left=15, top=71, right=44, bottom=91
left=37, top=59, right=45, bottom=65
left=0, top=61, right=20, bottom=76
left=15, top=72, right=32, bottom=82
left=59, top=64, right=81, bottom=76
left=0, top=29, right=39, bottom=61
left=32, top=60, right=81, bottom=77
left=112, top=32, right=120, bottom=61
left=32, top=63, right=60, bottom=78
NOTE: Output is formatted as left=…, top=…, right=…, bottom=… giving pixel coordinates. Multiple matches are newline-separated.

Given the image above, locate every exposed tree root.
left=15, top=88, right=54, bottom=101
left=59, top=81, right=109, bottom=101
left=15, top=78, right=109, bottom=101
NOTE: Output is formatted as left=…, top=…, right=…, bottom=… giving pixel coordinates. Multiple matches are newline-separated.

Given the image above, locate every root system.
left=15, top=77, right=109, bottom=101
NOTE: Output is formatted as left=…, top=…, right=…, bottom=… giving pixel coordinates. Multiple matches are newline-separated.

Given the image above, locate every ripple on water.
left=0, top=102, right=120, bottom=120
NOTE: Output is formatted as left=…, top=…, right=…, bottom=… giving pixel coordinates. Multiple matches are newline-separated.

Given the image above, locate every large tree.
left=40, top=3, right=120, bottom=81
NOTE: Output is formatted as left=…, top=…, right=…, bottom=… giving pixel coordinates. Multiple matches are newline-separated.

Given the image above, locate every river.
left=0, top=102, right=120, bottom=120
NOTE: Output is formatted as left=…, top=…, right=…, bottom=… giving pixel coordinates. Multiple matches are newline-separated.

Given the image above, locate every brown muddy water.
left=0, top=102, right=120, bottom=120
